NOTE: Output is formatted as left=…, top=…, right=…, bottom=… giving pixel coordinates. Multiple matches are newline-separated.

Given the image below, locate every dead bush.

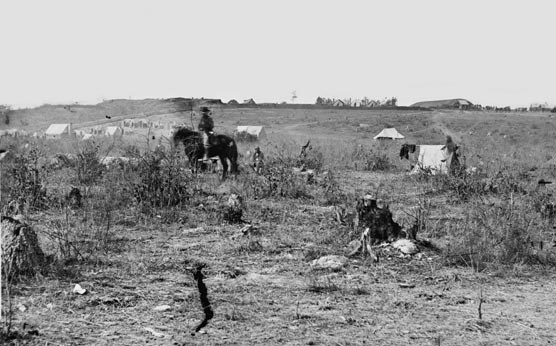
left=443, top=197, right=555, bottom=270
left=128, top=147, right=193, bottom=217
left=351, top=146, right=393, bottom=171
left=1, top=146, right=49, bottom=214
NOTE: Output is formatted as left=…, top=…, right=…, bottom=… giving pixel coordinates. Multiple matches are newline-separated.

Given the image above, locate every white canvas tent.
left=236, top=126, right=267, bottom=140
left=45, top=124, right=72, bottom=138
left=105, top=126, right=123, bottom=137
left=411, top=145, right=447, bottom=174
left=373, top=128, right=404, bottom=140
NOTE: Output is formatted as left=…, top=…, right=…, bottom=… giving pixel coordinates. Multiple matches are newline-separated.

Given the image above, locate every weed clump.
left=351, top=146, right=393, bottom=171
left=2, top=146, right=49, bottom=214
left=129, top=147, right=192, bottom=216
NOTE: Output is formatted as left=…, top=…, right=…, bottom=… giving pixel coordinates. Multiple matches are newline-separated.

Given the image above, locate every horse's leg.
left=219, top=155, right=228, bottom=180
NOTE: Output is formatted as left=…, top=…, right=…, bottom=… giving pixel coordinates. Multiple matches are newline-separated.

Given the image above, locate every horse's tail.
left=228, top=138, right=239, bottom=173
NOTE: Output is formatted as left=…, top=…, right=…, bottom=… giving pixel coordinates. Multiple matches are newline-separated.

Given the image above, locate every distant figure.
left=442, top=135, right=461, bottom=174
left=445, top=135, right=456, bottom=154
left=252, top=146, right=265, bottom=173
left=105, top=115, right=112, bottom=119
left=299, top=140, right=311, bottom=158
left=399, top=144, right=416, bottom=160
left=197, top=107, right=214, bottom=161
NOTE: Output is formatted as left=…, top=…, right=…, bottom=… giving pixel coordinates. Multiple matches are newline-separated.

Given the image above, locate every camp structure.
left=411, top=145, right=448, bottom=174
left=105, top=126, right=123, bottom=137
left=81, top=134, right=94, bottom=141
left=74, top=129, right=88, bottom=137
left=235, top=126, right=267, bottom=140
left=373, top=127, right=404, bottom=140
left=45, top=123, right=72, bottom=138
left=411, top=99, right=473, bottom=110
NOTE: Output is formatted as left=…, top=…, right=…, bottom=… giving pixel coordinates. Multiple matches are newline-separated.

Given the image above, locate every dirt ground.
left=9, top=221, right=556, bottom=346
left=6, top=172, right=556, bottom=346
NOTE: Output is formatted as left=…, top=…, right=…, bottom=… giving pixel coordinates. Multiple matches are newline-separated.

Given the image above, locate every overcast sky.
left=1, top=0, right=554, bottom=108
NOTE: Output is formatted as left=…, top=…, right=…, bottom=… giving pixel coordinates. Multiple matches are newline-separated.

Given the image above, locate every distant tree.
left=362, top=97, right=370, bottom=107
left=315, top=97, right=325, bottom=105
left=0, top=105, right=11, bottom=125
left=384, top=97, right=398, bottom=107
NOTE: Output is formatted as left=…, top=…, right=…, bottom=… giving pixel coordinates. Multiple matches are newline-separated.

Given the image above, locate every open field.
left=2, top=102, right=556, bottom=345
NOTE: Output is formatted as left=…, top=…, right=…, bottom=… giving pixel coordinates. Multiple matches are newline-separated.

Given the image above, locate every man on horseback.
left=198, top=106, right=214, bottom=161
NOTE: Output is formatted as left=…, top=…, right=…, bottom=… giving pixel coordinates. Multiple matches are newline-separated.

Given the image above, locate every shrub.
left=443, top=196, right=554, bottom=270
left=297, top=146, right=324, bottom=172
left=74, top=142, right=106, bottom=186
left=351, top=146, right=393, bottom=171
left=240, top=152, right=310, bottom=200
left=129, top=147, right=193, bottom=216
left=0, top=105, right=11, bottom=125
left=1, top=146, right=49, bottom=214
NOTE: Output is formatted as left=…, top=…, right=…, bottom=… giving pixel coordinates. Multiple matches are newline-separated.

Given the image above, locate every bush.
left=1, top=146, right=49, bottom=214
left=425, top=168, right=526, bottom=202
left=129, top=147, right=193, bottom=216
left=74, top=142, right=106, bottom=186
left=240, top=151, right=310, bottom=199
left=443, top=197, right=554, bottom=270
left=351, top=146, right=393, bottom=171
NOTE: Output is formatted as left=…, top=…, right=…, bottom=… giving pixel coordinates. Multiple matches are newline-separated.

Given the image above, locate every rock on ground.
left=392, top=239, right=419, bottom=255
left=310, top=255, right=349, bottom=271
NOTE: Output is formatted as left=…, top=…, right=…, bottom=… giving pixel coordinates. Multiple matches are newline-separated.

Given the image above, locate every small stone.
left=310, top=255, right=349, bottom=271
left=153, top=304, right=172, bottom=312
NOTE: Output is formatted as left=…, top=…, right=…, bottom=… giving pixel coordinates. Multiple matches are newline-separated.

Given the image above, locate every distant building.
left=373, top=128, right=405, bottom=140
left=332, top=99, right=345, bottom=107
left=529, top=102, right=554, bottom=112
left=227, top=99, right=239, bottom=105
left=105, top=126, right=123, bottom=137
left=45, top=123, right=73, bottom=138
left=243, top=98, right=256, bottom=105
left=235, top=126, right=267, bottom=140
left=411, top=99, right=473, bottom=110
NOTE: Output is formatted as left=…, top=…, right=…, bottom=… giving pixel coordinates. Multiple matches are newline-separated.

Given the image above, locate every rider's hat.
left=200, top=106, right=211, bottom=114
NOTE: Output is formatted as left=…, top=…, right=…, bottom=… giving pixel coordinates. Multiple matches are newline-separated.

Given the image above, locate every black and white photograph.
left=1, top=0, right=556, bottom=345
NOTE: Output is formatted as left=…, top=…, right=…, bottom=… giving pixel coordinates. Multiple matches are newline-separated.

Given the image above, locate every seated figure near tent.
left=251, top=146, right=265, bottom=173
left=400, top=143, right=417, bottom=160
left=441, top=135, right=461, bottom=175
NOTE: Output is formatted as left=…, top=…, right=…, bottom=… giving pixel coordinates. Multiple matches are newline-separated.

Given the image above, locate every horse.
left=172, top=127, right=239, bottom=180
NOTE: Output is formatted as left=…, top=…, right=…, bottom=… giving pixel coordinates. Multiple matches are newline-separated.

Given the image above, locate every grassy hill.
left=3, top=99, right=188, bottom=132
left=3, top=99, right=556, bottom=175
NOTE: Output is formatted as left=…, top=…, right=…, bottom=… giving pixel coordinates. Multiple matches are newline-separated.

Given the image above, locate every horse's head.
left=172, top=126, right=197, bottom=148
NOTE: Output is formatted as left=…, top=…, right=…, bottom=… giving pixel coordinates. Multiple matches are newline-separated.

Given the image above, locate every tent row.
left=44, top=124, right=123, bottom=139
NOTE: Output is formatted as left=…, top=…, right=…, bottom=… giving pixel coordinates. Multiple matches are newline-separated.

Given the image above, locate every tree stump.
left=1, top=216, right=46, bottom=280
left=223, top=194, right=243, bottom=224
left=355, top=196, right=402, bottom=243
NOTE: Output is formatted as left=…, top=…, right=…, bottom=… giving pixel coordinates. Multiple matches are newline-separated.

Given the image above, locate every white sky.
left=1, top=0, right=555, bottom=108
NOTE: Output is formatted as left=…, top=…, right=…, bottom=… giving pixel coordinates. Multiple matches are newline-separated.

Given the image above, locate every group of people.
left=197, top=106, right=264, bottom=172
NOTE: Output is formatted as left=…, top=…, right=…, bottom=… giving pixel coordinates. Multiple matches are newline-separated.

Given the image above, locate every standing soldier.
left=252, top=146, right=265, bottom=173
left=198, top=107, right=214, bottom=161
